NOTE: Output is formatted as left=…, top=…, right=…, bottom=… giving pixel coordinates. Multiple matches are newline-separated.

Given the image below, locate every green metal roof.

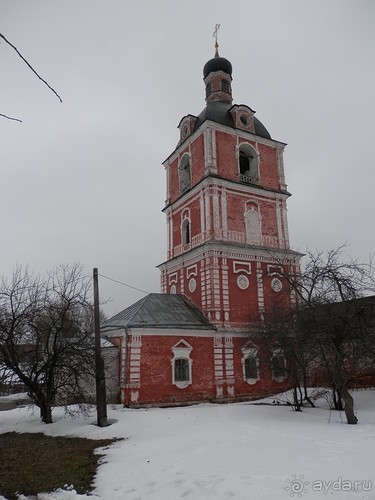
left=101, top=293, right=216, bottom=331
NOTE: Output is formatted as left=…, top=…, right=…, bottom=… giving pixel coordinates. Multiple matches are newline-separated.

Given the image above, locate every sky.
left=1, top=390, right=375, bottom=499
left=1, top=0, right=374, bottom=317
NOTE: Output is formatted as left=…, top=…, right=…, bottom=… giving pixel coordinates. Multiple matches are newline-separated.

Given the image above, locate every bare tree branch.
left=0, top=112, right=22, bottom=123
left=0, top=32, right=62, bottom=103
left=0, top=32, right=63, bottom=123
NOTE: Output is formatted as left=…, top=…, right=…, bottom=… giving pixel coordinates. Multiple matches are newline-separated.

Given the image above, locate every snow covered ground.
left=1, top=390, right=375, bottom=499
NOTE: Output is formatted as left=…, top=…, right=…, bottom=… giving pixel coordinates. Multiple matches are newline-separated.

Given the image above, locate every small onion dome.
left=203, top=53, right=232, bottom=79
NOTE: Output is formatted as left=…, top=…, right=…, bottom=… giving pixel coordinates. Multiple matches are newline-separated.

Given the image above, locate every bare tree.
left=0, top=264, right=95, bottom=423
left=261, top=309, right=318, bottom=411
left=264, top=247, right=375, bottom=424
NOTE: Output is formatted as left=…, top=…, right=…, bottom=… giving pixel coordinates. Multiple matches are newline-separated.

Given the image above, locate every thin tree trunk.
left=293, top=386, right=302, bottom=412
left=303, top=385, right=315, bottom=408
left=332, top=386, right=344, bottom=411
left=340, top=386, right=358, bottom=425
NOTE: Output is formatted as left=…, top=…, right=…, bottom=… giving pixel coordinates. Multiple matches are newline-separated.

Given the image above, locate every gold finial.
left=212, top=24, right=220, bottom=56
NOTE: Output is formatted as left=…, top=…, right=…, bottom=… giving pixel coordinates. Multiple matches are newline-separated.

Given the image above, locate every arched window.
left=242, top=346, right=260, bottom=384
left=245, top=206, right=261, bottom=245
left=271, top=348, right=287, bottom=381
left=179, top=154, right=191, bottom=193
left=181, top=218, right=190, bottom=245
left=172, top=340, right=193, bottom=389
left=238, top=144, right=259, bottom=185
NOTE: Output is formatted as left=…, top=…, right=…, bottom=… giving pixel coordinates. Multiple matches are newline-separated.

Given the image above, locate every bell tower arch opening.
left=238, top=143, right=259, bottom=185
left=178, top=154, right=191, bottom=194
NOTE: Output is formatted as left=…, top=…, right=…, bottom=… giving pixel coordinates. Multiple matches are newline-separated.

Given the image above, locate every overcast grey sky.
left=1, top=0, right=374, bottom=316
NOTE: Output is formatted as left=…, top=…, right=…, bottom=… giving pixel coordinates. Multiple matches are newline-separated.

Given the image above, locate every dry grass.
left=0, top=432, right=115, bottom=499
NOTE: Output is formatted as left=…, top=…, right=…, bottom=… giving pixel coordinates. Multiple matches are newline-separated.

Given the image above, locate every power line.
left=98, top=273, right=151, bottom=295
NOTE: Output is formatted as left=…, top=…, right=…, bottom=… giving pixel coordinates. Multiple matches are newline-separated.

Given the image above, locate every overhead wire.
left=98, top=273, right=151, bottom=295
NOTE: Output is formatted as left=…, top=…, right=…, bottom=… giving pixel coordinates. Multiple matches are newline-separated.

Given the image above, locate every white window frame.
left=271, top=348, right=287, bottom=382
left=241, top=347, right=260, bottom=385
left=171, top=340, right=193, bottom=389
left=178, top=154, right=192, bottom=193
left=237, top=143, right=260, bottom=183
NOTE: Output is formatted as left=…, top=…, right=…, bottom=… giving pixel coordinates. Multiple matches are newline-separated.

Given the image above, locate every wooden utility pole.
left=93, top=267, right=108, bottom=427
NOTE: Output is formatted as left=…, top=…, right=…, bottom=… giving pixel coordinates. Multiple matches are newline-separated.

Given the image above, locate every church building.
left=102, top=42, right=303, bottom=406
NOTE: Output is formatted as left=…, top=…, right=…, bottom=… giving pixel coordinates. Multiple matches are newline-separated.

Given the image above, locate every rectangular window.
left=244, top=356, right=258, bottom=380
left=272, top=354, right=286, bottom=379
left=221, top=79, right=230, bottom=93
left=174, top=358, right=190, bottom=382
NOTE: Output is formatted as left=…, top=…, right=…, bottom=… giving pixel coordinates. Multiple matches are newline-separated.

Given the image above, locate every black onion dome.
left=203, top=55, right=232, bottom=79
left=194, top=102, right=271, bottom=140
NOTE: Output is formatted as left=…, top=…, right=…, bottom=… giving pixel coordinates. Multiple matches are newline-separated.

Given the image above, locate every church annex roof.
left=101, top=293, right=216, bottom=331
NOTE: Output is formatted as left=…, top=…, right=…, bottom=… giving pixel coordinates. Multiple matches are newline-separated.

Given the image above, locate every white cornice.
left=128, top=327, right=216, bottom=337
left=158, top=241, right=303, bottom=269
left=164, top=175, right=290, bottom=213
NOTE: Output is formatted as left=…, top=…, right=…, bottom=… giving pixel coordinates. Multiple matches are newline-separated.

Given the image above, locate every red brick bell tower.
left=158, top=43, right=302, bottom=329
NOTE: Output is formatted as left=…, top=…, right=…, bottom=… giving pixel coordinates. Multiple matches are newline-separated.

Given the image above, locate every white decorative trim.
left=271, top=277, right=282, bottom=292
left=200, top=191, right=205, bottom=235
left=203, top=127, right=218, bottom=174
left=172, top=339, right=193, bottom=389
left=188, top=278, right=197, bottom=293
left=120, top=333, right=127, bottom=387
left=256, top=262, right=265, bottom=319
left=276, top=146, right=287, bottom=190
left=237, top=275, right=249, bottom=290
left=267, top=265, right=283, bottom=276
left=233, top=261, right=252, bottom=275
left=187, top=264, right=198, bottom=279
left=130, top=390, right=139, bottom=403
left=241, top=346, right=260, bottom=385
left=168, top=273, right=178, bottom=285
left=282, top=199, right=290, bottom=248
left=204, top=187, right=211, bottom=235
left=227, top=385, right=235, bottom=397
left=244, top=207, right=262, bottom=246
left=214, top=335, right=224, bottom=389
left=127, top=334, right=142, bottom=402
left=275, top=198, right=284, bottom=249
left=224, top=336, right=234, bottom=383
left=221, top=258, right=230, bottom=322
left=221, top=188, right=228, bottom=239
left=200, top=259, right=206, bottom=311
left=213, top=187, right=220, bottom=239
left=170, top=284, right=177, bottom=294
